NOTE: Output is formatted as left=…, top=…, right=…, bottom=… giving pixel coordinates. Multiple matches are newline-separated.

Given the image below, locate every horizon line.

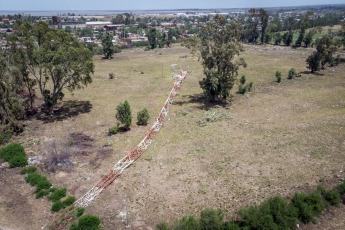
left=1, top=3, right=345, bottom=13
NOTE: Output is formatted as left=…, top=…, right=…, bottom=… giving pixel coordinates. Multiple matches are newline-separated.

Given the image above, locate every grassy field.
left=1, top=43, right=345, bottom=229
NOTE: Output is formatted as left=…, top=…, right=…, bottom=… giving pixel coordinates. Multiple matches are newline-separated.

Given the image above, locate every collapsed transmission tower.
left=74, top=69, right=188, bottom=207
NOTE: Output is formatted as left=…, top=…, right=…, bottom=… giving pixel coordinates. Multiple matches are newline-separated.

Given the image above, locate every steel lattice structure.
left=74, top=69, right=188, bottom=208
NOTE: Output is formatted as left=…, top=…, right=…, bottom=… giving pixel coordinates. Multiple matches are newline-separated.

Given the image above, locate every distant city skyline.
left=1, top=0, right=345, bottom=11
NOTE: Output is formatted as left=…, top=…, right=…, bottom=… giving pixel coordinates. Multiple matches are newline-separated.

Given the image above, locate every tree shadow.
left=300, top=71, right=325, bottom=76
left=37, top=100, right=92, bottom=123
left=175, top=93, right=229, bottom=110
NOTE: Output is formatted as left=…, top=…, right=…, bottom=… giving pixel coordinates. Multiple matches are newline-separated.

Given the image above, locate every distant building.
left=86, top=21, right=112, bottom=29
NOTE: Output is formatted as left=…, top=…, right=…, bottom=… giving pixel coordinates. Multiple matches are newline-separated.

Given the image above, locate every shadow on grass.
left=175, top=93, right=230, bottom=110
left=37, top=100, right=92, bottom=123
left=300, top=71, right=325, bottom=76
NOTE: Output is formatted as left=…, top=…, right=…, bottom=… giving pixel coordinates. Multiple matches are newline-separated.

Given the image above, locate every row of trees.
left=1, top=21, right=94, bottom=129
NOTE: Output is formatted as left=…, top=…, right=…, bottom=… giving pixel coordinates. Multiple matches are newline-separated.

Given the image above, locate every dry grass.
left=2, top=43, right=345, bottom=229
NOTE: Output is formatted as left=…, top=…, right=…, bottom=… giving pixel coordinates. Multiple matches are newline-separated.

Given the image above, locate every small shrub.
left=27, top=166, right=37, bottom=173
left=238, top=85, right=247, bottom=94
left=156, top=222, right=170, bottom=230
left=292, top=191, right=324, bottom=224
left=51, top=200, right=63, bottom=213
left=115, top=100, right=132, bottom=130
left=337, top=183, right=345, bottom=195
left=62, top=196, right=76, bottom=208
left=199, top=208, right=224, bottom=230
left=9, top=155, right=28, bottom=168
left=20, top=168, right=27, bottom=174
left=36, top=189, right=49, bottom=199
left=0, top=143, right=25, bottom=162
left=77, top=207, right=85, bottom=217
left=109, top=73, right=114, bottom=79
left=247, top=82, right=253, bottom=92
left=240, top=75, right=246, bottom=85
left=175, top=215, right=199, bottom=229
left=238, top=75, right=252, bottom=94
left=77, top=214, right=101, bottom=230
left=223, top=221, right=241, bottom=230
left=35, top=179, right=53, bottom=192
left=108, top=124, right=119, bottom=135
left=137, top=108, right=150, bottom=125
left=276, top=71, right=282, bottom=83
left=324, top=190, right=340, bottom=206
left=25, top=172, right=52, bottom=192
left=48, top=188, right=67, bottom=202
left=49, top=187, right=57, bottom=193
left=288, top=68, right=297, bottom=79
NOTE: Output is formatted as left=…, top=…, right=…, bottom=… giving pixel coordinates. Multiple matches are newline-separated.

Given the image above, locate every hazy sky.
left=1, top=0, right=345, bottom=11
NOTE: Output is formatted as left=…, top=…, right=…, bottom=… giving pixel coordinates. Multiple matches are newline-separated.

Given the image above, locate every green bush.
left=77, top=207, right=85, bottom=217
left=247, top=82, right=253, bottom=92
left=0, top=143, right=25, bottom=162
left=324, top=190, right=340, bottom=206
left=9, top=155, right=28, bottom=168
left=137, top=108, right=150, bottom=125
left=288, top=68, right=297, bottom=79
left=276, top=71, right=282, bottom=83
left=62, top=196, right=76, bottom=208
left=108, top=125, right=119, bottom=135
left=109, top=73, right=114, bottom=79
left=238, top=85, right=247, bottom=94
left=337, top=183, right=345, bottom=195
left=238, top=75, right=253, bottom=94
left=77, top=214, right=101, bottom=230
left=175, top=215, right=199, bottom=230
left=292, top=191, right=325, bottom=224
left=51, top=200, right=63, bottom=213
left=115, top=100, right=132, bottom=130
left=20, top=168, right=27, bottom=174
left=36, top=189, right=49, bottom=199
left=199, top=208, right=224, bottom=230
left=156, top=222, right=170, bottom=230
left=48, top=188, right=67, bottom=202
left=222, top=221, right=241, bottom=230
left=27, top=166, right=37, bottom=173
left=25, top=172, right=52, bottom=193
left=239, top=196, right=298, bottom=229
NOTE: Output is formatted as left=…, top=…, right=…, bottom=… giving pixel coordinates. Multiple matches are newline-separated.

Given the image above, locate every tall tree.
left=248, top=8, right=269, bottom=44
left=124, top=13, right=131, bottom=25
left=18, top=22, right=94, bottom=113
left=183, top=15, right=246, bottom=101
left=306, top=35, right=337, bottom=72
left=148, top=28, right=157, bottom=49
left=102, top=33, right=115, bottom=59
left=111, top=14, right=124, bottom=24
left=167, top=29, right=173, bottom=47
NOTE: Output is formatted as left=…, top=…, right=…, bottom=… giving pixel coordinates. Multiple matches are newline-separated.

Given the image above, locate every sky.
left=1, top=0, right=345, bottom=11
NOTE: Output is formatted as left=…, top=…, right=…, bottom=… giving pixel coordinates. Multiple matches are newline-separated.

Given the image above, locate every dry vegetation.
left=1, top=43, right=345, bottom=229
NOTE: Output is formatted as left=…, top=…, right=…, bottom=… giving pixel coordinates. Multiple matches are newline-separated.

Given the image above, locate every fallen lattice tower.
left=49, top=69, right=188, bottom=229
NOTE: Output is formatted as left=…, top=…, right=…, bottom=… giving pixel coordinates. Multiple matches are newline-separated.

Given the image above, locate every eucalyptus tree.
left=183, top=15, right=246, bottom=101
left=19, top=21, right=94, bottom=113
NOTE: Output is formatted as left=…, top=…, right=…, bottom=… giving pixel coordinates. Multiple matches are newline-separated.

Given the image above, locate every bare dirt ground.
left=0, top=43, right=345, bottom=229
